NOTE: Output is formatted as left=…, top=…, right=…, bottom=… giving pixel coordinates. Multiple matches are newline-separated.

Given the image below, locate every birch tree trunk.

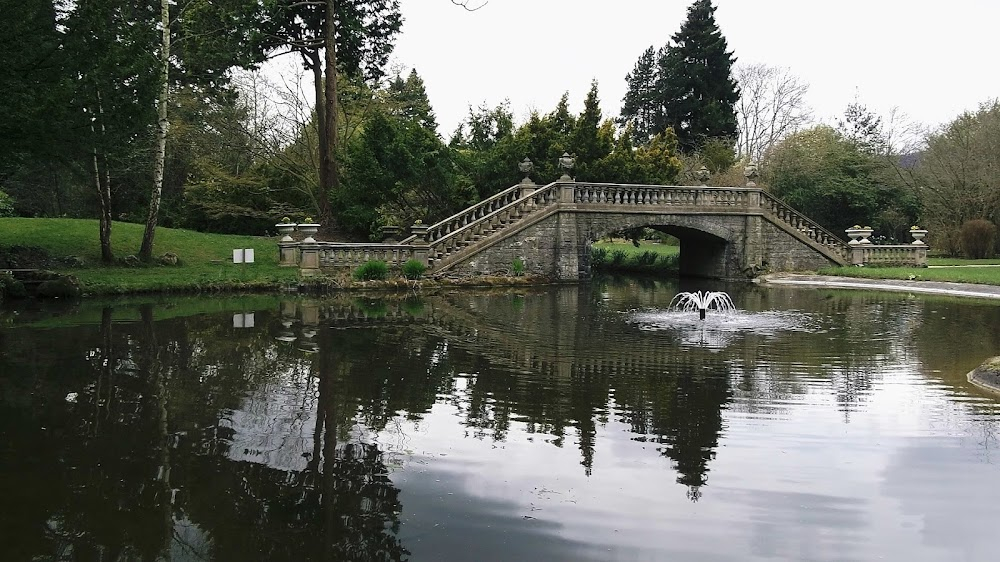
left=139, top=0, right=170, bottom=262
left=91, top=88, right=114, bottom=264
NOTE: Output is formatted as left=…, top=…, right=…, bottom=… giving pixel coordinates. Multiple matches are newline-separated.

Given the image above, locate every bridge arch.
left=583, top=213, right=740, bottom=278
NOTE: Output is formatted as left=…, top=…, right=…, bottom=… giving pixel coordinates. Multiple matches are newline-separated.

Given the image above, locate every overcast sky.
left=391, top=0, right=999, bottom=138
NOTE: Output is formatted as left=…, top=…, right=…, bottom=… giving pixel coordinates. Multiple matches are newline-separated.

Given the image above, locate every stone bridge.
left=285, top=179, right=926, bottom=280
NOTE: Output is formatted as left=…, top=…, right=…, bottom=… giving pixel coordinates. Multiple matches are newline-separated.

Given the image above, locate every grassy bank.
left=591, top=241, right=679, bottom=275
left=820, top=259, right=1000, bottom=286
left=1, top=218, right=298, bottom=294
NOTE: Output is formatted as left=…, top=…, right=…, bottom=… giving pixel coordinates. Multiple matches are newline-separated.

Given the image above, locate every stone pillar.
left=299, top=242, right=321, bottom=276
left=410, top=223, right=430, bottom=266
left=850, top=245, right=865, bottom=266
left=381, top=225, right=401, bottom=243
left=560, top=181, right=576, bottom=204
left=278, top=241, right=298, bottom=267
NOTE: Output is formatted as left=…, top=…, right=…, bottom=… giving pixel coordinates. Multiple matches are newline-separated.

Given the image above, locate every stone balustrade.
left=278, top=176, right=932, bottom=276
left=849, top=244, right=928, bottom=267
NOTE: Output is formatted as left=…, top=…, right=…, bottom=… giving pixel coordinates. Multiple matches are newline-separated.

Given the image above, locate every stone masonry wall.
left=442, top=208, right=840, bottom=280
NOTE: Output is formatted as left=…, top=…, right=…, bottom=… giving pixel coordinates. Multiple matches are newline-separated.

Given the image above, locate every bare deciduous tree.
left=735, top=64, right=811, bottom=163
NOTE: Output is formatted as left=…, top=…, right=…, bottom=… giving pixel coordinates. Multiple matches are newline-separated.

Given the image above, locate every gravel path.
left=759, top=273, right=1000, bottom=300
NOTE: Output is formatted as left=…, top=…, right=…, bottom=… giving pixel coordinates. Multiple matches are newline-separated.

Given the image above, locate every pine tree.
left=618, top=46, right=660, bottom=145
left=620, top=0, right=739, bottom=152
left=570, top=80, right=611, bottom=165
left=386, top=69, right=438, bottom=132
left=659, top=0, right=739, bottom=151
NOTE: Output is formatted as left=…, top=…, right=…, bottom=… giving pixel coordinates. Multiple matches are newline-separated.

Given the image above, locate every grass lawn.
left=592, top=241, right=680, bottom=257
left=819, top=264, right=1000, bottom=285
left=1, top=218, right=298, bottom=294
left=591, top=241, right=680, bottom=274
left=928, top=257, right=1000, bottom=266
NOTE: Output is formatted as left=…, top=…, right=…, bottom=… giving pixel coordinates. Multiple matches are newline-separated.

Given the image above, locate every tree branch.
left=452, top=0, right=488, bottom=10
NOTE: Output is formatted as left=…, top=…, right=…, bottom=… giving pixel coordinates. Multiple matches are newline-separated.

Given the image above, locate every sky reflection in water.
left=2, top=282, right=1000, bottom=561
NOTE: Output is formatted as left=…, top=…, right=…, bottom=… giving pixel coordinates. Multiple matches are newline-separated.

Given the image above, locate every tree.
left=735, top=63, right=811, bottom=163
left=340, top=109, right=472, bottom=237
left=837, top=101, right=887, bottom=156
left=620, top=0, right=738, bottom=152
left=385, top=68, right=438, bottom=131
left=762, top=125, right=918, bottom=239
left=63, top=0, right=160, bottom=263
left=658, top=0, right=739, bottom=151
left=569, top=80, right=612, bottom=168
left=913, top=100, right=1000, bottom=254
left=255, top=0, right=402, bottom=227
left=138, top=0, right=172, bottom=262
left=619, top=46, right=660, bottom=145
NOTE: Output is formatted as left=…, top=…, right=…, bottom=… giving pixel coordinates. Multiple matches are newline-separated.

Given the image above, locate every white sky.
left=392, top=0, right=1000, bottom=137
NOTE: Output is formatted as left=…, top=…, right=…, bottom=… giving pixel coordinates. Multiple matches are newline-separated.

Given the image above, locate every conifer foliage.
left=619, top=0, right=739, bottom=152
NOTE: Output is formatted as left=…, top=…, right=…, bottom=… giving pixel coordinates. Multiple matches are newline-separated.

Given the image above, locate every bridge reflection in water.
left=3, top=282, right=999, bottom=560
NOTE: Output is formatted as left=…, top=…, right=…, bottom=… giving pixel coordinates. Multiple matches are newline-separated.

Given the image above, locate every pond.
left=2, top=278, right=1000, bottom=561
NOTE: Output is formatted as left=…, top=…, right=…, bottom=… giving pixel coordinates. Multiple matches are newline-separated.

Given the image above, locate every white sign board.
left=232, top=249, right=254, bottom=264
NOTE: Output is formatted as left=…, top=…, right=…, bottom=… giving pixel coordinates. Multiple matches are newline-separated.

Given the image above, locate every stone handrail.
left=849, top=244, right=928, bottom=267
left=758, top=191, right=849, bottom=258
left=427, top=182, right=561, bottom=264
left=571, top=183, right=757, bottom=208
left=315, top=243, right=417, bottom=268
left=399, top=182, right=544, bottom=245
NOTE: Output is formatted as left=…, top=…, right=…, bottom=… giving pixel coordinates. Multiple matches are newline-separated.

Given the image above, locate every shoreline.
left=758, top=273, right=1000, bottom=301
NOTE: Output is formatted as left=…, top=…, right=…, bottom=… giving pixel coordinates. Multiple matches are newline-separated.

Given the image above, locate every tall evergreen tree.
left=618, top=46, right=660, bottom=145
left=386, top=69, right=438, bottom=132
left=620, top=0, right=739, bottom=152
left=569, top=80, right=611, bottom=166
left=658, top=0, right=739, bottom=151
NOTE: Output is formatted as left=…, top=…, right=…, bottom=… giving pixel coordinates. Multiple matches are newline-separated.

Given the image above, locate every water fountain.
left=628, top=290, right=815, bottom=348
left=668, top=291, right=736, bottom=320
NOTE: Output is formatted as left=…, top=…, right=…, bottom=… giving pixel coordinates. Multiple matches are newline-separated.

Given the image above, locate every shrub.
left=401, top=259, right=426, bottom=280
left=0, top=273, right=27, bottom=299
left=512, top=258, right=525, bottom=276
left=610, top=250, right=629, bottom=266
left=637, top=251, right=659, bottom=266
left=0, top=189, right=15, bottom=217
left=353, top=260, right=389, bottom=281
left=591, top=247, right=608, bottom=266
left=960, top=219, right=997, bottom=259
left=36, top=276, right=81, bottom=298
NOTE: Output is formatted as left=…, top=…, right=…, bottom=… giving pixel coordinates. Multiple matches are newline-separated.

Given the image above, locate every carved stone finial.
left=744, top=162, right=759, bottom=187
left=518, top=157, right=534, bottom=184
left=558, top=152, right=575, bottom=181
left=694, top=165, right=711, bottom=186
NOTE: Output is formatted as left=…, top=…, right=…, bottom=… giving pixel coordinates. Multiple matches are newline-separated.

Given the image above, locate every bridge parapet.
left=571, top=183, right=758, bottom=209
left=759, top=191, right=849, bottom=259
left=427, top=182, right=561, bottom=265
left=400, top=182, right=548, bottom=246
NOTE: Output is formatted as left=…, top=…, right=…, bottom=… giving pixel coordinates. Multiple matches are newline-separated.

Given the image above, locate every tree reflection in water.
left=0, top=283, right=942, bottom=559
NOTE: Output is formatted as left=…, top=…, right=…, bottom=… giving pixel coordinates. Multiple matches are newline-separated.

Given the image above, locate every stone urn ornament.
left=297, top=218, right=320, bottom=243
left=694, top=166, right=711, bottom=186
left=744, top=163, right=759, bottom=187
left=275, top=217, right=297, bottom=242
left=519, top=157, right=534, bottom=184
left=558, top=152, right=575, bottom=181
left=909, top=226, right=928, bottom=245
left=845, top=225, right=874, bottom=245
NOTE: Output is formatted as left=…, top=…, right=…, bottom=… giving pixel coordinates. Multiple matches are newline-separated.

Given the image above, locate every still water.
left=2, top=278, right=1000, bottom=561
